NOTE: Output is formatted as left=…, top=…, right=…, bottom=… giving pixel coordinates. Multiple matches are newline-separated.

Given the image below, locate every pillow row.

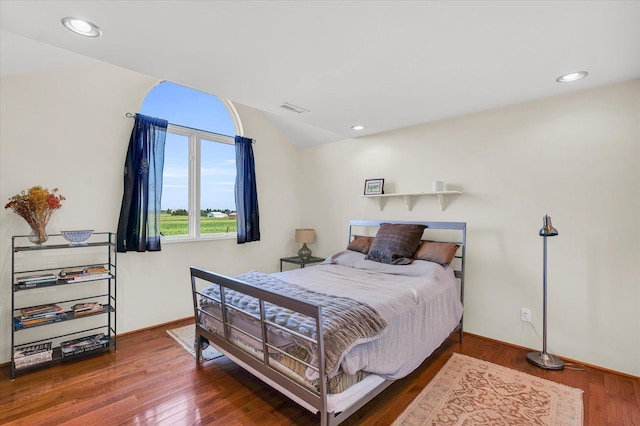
left=347, top=223, right=459, bottom=266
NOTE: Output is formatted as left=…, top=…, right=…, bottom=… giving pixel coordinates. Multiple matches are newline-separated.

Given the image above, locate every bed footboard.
left=191, top=266, right=339, bottom=422
left=190, top=267, right=397, bottom=425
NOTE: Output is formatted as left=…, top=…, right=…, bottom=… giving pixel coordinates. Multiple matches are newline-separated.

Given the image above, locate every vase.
left=28, top=223, right=48, bottom=245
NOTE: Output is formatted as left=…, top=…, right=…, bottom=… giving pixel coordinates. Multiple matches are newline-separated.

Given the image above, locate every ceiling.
left=1, top=1, right=639, bottom=147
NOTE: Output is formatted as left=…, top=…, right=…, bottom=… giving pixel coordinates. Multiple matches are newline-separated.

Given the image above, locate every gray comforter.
left=201, top=270, right=388, bottom=377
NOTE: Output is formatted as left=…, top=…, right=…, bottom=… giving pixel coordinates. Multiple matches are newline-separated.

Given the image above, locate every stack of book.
left=71, top=302, right=106, bottom=317
left=15, top=273, right=58, bottom=289
left=59, top=265, right=111, bottom=283
left=16, top=303, right=67, bottom=328
left=14, top=342, right=53, bottom=369
left=61, top=333, right=110, bottom=357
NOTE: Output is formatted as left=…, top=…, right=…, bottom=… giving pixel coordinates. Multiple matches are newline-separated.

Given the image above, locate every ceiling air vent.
left=280, top=102, right=310, bottom=114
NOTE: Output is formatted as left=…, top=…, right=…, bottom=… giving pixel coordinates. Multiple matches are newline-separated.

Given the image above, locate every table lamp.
left=295, top=229, right=315, bottom=260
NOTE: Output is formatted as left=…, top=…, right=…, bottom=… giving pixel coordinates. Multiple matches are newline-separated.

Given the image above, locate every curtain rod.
left=125, top=112, right=255, bottom=143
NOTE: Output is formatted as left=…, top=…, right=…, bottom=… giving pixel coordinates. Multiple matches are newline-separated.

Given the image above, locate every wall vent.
left=280, top=102, right=310, bottom=114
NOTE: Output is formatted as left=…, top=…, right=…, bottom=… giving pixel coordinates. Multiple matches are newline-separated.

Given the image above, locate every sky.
left=140, top=82, right=237, bottom=211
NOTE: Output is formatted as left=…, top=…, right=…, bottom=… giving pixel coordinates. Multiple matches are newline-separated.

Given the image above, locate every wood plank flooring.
left=1, top=318, right=638, bottom=425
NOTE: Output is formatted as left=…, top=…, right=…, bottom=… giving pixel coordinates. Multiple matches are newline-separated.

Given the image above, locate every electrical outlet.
left=521, top=308, right=532, bottom=322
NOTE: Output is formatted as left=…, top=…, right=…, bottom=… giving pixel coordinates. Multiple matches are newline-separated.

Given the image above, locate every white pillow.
left=324, top=250, right=443, bottom=277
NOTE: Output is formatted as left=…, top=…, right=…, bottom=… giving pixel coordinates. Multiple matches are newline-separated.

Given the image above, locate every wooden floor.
left=1, top=318, right=638, bottom=425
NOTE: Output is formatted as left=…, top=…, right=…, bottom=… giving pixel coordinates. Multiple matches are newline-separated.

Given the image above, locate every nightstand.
left=280, top=256, right=325, bottom=272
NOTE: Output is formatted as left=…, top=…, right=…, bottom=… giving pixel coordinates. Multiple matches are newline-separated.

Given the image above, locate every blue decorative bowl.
left=61, top=230, right=94, bottom=245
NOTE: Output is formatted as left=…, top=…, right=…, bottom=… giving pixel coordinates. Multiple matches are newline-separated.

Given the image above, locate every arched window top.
left=138, top=81, right=240, bottom=241
left=140, top=81, right=238, bottom=136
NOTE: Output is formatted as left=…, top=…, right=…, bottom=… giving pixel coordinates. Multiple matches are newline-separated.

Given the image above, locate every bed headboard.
left=347, top=219, right=466, bottom=303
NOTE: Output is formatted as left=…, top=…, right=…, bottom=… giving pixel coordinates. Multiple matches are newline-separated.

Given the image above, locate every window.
left=140, top=81, right=240, bottom=240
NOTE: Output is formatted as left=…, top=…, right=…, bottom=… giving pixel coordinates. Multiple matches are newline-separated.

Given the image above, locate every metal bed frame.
left=190, top=220, right=466, bottom=425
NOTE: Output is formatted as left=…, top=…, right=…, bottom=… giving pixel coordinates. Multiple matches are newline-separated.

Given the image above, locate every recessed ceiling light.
left=556, top=71, right=588, bottom=83
left=61, top=17, right=102, bottom=37
left=351, top=125, right=366, bottom=131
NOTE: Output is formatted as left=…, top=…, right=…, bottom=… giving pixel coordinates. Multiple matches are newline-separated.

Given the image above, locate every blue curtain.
left=116, top=114, right=168, bottom=252
left=235, top=136, right=260, bottom=243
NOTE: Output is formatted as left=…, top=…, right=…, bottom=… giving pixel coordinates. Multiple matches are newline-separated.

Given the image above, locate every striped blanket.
left=201, top=270, right=387, bottom=377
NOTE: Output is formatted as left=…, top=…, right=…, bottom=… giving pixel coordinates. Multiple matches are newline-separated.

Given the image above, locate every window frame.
left=161, top=123, right=237, bottom=243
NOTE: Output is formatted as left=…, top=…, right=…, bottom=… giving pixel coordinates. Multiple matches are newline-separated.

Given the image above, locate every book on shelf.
left=14, top=342, right=53, bottom=367
left=71, top=302, right=102, bottom=312
left=16, top=273, right=57, bottom=284
left=74, top=307, right=106, bottom=317
left=58, top=267, right=86, bottom=277
left=15, top=351, right=53, bottom=363
left=14, top=350, right=53, bottom=364
left=15, top=354, right=53, bottom=369
left=72, top=302, right=106, bottom=317
left=20, top=303, right=64, bottom=318
left=64, top=273, right=112, bottom=283
left=16, top=304, right=66, bottom=328
left=15, top=313, right=67, bottom=327
left=59, top=265, right=108, bottom=278
left=15, top=273, right=58, bottom=289
left=21, top=311, right=67, bottom=321
left=61, top=333, right=110, bottom=357
left=84, top=265, right=108, bottom=274
left=14, top=342, right=52, bottom=358
left=15, top=280, right=59, bottom=290
left=20, top=312, right=67, bottom=325
left=21, top=308, right=65, bottom=320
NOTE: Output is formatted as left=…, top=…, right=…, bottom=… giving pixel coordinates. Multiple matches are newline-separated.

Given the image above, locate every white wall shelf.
left=361, top=191, right=462, bottom=211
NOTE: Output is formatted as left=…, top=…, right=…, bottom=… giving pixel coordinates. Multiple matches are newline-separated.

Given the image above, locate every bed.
left=190, top=220, right=466, bottom=425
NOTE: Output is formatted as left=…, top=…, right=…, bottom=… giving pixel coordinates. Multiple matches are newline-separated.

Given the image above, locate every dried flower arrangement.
left=5, top=186, right=65, bottom=244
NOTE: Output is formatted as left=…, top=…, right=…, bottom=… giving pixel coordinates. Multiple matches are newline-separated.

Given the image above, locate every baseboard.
left=117, top=316, right=195, bottom=338
left=464, top=331, right=639, bottom=380
left=3, top=320, right=635, bottom=380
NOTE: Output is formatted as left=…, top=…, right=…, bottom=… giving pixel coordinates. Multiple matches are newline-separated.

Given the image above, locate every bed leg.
left=194, top=334, right=201, bottom=364
left=459, top=325, right=463, bottom=344
left=321, top=410, right=333, bottom=426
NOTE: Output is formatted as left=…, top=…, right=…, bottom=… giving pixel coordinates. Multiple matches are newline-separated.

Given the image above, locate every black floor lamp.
left=527, top=215, right=564, bottom=370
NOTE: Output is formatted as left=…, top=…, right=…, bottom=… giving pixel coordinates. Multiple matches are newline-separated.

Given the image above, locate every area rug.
left=167, top=324, right=223, bottom=361
left=393, top=353, right=583, bottom=426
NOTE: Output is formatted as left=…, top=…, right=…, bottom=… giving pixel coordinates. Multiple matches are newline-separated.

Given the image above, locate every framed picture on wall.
left=364, top=178, right=384, bottom=195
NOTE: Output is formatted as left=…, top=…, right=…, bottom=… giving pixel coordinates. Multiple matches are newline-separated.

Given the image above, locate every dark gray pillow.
left=366, top=223, right=426, bottom=265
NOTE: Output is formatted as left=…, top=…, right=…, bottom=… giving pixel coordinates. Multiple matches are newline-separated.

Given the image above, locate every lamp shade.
left=539, top=215, right=558, bottom=237
left=295, top=229, right=315, bottom=244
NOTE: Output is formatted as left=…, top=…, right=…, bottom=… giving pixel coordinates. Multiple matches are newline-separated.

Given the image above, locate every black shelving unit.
left=10, top=232, right=117, bottom=380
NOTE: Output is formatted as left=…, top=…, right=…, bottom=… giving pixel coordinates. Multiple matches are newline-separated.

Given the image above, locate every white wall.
left=0, top=63, right=302, bottom=363
left=1, top=61, right=638, bottom=377
left=299, top=80, right=640, bottom=376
